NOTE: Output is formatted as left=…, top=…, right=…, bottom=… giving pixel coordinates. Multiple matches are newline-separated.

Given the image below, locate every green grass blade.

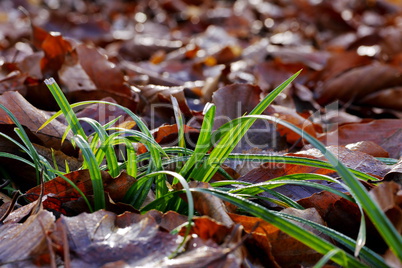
left=278, top=212, right=387, bottom=267
left=171, top=96, right=185, bottom=150
left=226, top=154, right=379, bottom=182
left=191, top=187, right=365, bottom=268
left=44, top=78, right=87, bottom=138
left=241, top=114, right=402, bottom=260
left=79, top=118, right=120, bottom=177
left=193, top=71, right=301, bottom=182
left=73, top=135, right=105, bottom=210
left=313, top=249, right=343, bottom=268
left=0, top=152, right=36, bottom=168
left=180, top=103, right=215, bottom=178
left=46, top=169, right=93, bottom=212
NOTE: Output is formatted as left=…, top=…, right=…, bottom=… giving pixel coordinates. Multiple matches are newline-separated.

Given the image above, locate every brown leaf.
left=320, top=119, right=402, bottom=158
left=0, top=91, right=74, bottom=151
left=76, top=44, right=131, bottom=96
left=359, top=87, right=402, bottom=111
left=179, top=216, right=232, bottom=244
left=230, top=208, right=327, bottom=268
left=315, top=63, right=402, bottom=105
left=189, top=181, right=234, bottom=227
left=0, top=210, right=55, bottom=267
left=345, top=141, right=389, bottom=158
left=384, top=158, right=402, bottom=184
left=51, top=210, right=181, bottom=267
left=293, top=145, right=391, bottom=178
left=25, top=170, right=136, bottom=214
left=271, top=104, right=317, bottom=144
left=298, top=191, right=361, bottom=244
left=369, top=182, right=402, bottom=234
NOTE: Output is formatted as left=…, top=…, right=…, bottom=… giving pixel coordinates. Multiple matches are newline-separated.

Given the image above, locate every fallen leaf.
left=25, top=170, right=136, bottom=214
left=298, top=191, right=361, bottom=243
left=293, top=145, right=391, bottom=178
left=230, top=208, right=327, bottom=267
left=0, top=91, right=74, bottom=153
left=384, top=158, right=402, bottom=184
left=0, top=210, right=55, bottom=267
left=345, top=141, right=389, bottom=158
left=188, top=181, right=234, bottom=227
left=320, top=119, right=402, bottom=158
left=315, top=63, right=402, bottom=105
left=51, top=210, right=181, bottom=267
left=369, top=182, right=402, bottom=234
left=359, top=87, right=402, bottom=111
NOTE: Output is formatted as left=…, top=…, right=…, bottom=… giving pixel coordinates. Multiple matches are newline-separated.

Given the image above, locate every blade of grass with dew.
left=180, top=103, right=216, bottom=178
left=192, top=71, right=301, bottom=182
left=240, top=114, right=402, bottom=259
left=191, top=187, right=365, bottom=268
left=231, top=179, right=353, bottom=202
left=0, top=152, right=36, bottom=168
left=73, top=135, right=105, bottom=210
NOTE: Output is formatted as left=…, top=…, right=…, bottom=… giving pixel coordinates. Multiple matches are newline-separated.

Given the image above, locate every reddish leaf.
left=369, top=182, right=402, bottom=233
left=76, top=44, right=131, bottom=96
left=25, top=170, right=136, bottom=214
left=359, top=87, right=402, bottom=111
left=271, top=104, right=317, bottom=144
left=298, top=191, right=361, bottom=241
left=230, top=208, right=328, bottom=267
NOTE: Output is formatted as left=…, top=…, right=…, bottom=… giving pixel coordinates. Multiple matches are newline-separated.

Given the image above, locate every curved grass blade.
left=191, top=187, right=365, bottom=268
left=241, top=114, right=402, bottom=259
left=194, top=71, right=301, bottom=182
left=313, top=249, right=344, bottom=268
left=73, top=135, right=105, bottom=210
left=227, top=154, right=379, bottom=182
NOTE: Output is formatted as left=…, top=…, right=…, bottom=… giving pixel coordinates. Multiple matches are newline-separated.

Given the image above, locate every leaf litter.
left=0, top=0, right=402, bottom=267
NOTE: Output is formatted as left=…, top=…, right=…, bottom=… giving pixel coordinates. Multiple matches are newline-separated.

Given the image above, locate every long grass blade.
left=44, top=78, right=87, bottom=138
left=191, top=187, right=365, bottom=268
left=193, top=71, right=301, bottom=182
left=240, top=114, right=402, bottom=259
left=73, top=135, right=105, bottom=210
left=180, top=103, right=215, bottom=179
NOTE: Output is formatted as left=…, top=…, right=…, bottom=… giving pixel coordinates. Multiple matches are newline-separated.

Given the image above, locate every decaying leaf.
left=0, top=210, right=55, bottom=267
